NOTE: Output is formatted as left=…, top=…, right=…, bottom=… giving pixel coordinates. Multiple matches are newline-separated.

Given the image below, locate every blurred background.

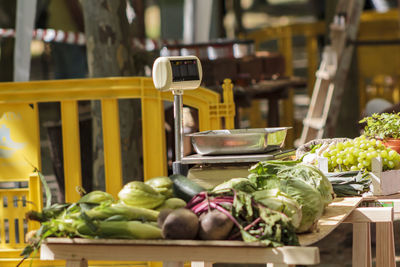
left=1, top=0, right=400, bottom=198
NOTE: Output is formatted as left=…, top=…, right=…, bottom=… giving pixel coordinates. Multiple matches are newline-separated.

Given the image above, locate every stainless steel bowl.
left=187, top=127, right=290, bottom=155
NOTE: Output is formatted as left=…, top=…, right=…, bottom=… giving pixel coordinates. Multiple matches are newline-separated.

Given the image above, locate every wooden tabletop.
left=299, top=197, right=363, bottom=246
left=40, top=197, right=364, bottom=266
left=41, top=238, right=320, bottom=265
left=246, top=77, right=307, bottom=95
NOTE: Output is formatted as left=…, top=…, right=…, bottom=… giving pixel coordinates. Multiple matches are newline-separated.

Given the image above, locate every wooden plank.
left=344, top=207, right=393, bottom=223
left=164, top=262, right=184, bottom=267
left=41, top=239, right=320, bottom=265
left=66, top=259, right=88, bottom=267
left=376, top=222, right=396, bottom=267
left=191, top=262, right=213, bottom=267
left=43, top=237, right=299, bottom=248
left=298, top=197, right=363, bottom=246
left=352, top=222, right=372, bottom=267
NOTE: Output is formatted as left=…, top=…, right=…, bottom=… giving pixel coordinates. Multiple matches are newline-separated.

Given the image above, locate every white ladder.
left=299, top=0, right=365, bottom=145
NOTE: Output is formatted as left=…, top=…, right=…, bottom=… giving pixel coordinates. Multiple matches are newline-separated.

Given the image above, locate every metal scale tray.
left=182, top=127, right=294, bottom=165
left=181, top=149, right=295, bottom=165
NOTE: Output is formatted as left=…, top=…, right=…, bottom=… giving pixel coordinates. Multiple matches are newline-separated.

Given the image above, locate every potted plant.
left=359, top=112, right=400, bottom=153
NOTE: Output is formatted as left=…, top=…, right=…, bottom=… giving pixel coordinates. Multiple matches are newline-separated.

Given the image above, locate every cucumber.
left=169, top=174, right=206, bottom=202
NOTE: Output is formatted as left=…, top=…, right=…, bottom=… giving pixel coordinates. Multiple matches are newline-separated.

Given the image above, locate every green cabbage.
left=212, top=177, right=256, bottom=193
left=118, top=181, right=165, bottom=209
left=279, top=178, right=324, bottom=233
left=252, top=188, right=302, bottom=229
left=248, top=160, right=333, bottom=233
left=278, top=163, right=334, bottom=207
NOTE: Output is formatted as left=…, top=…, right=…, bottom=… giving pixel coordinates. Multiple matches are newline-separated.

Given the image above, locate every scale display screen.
left=170, top=59, right=200, bottom=82
left=152, top=55, right=202, bottom=91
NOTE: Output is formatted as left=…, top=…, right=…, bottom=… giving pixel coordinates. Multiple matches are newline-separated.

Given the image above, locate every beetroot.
left=199, top=209, right=234, bottom=240
left=161, top=208, right=199, bottom=240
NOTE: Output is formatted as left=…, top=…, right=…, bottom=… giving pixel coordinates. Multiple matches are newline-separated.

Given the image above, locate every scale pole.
left=151, top=56, right=201, bottom=176
left=173, top=90, right=184, bottom=161
left=172, top=90, right=188, bottom=175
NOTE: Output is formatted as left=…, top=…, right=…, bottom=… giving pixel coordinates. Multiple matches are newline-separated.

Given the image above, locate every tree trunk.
left=81, top=0, right=143, bottom=189
left=0, top=0, right=16, bottom=81
left=129, top=0, right=145, bottom=39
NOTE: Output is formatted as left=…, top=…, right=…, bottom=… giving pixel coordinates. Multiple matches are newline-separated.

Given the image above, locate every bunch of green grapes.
left=321, top=135, right=400, bottom=172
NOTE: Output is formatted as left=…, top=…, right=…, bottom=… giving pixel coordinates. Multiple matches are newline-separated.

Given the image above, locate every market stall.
left=3, top=0, right=400, bottom=266
left=15, top=55, right=394, bottom=267
left=37, top=198, right=395, bottom=267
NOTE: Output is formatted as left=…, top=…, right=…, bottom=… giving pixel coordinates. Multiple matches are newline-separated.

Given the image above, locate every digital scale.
left=152, top=56, right=294, bottom=186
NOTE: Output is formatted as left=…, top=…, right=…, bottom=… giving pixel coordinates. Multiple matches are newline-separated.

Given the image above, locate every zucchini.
left=169, top=174, right=206, bottom=202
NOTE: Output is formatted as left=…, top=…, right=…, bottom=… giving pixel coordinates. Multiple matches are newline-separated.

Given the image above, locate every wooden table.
left=299, top=197, right=363, bottom=246
left=243, top=77, right=307, bottom=127
left=39, top=196, right=395, bottom=267
left=40, top=239, right=319, bottom=267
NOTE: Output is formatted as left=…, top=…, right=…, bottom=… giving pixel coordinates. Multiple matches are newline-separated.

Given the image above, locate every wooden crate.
left=370, top=157, right=400, bottom=196
left=318, top=157, right=400, bottom=196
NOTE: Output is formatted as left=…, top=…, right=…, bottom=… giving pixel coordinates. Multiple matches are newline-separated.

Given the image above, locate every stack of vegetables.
left=23, top=161, right=334, bottom=263
left=299, top=136, right=400, bottom=172
left=297, top=135, right=400, bottom=196
left=22, top=175, right=186, bottom=262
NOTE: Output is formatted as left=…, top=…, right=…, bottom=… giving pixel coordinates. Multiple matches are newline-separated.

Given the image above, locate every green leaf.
left=37, top=170, right=52, bottom=208
left=360, top=112, right=400, bottom=139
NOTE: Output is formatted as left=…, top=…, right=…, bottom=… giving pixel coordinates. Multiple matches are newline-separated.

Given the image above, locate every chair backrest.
left=0, top=77, right=235, bottom=204
left=0, top=103, right=42, bottom=257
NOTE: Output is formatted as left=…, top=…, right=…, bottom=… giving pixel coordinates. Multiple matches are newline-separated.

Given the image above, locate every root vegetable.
left=198, top=209, right=234, bottom=240
left=157, top=208, right=173, bottom=228
left=162, top=208, right=199, bottom=240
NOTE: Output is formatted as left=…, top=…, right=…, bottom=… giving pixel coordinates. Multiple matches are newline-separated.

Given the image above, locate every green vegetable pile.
left=21, top=175, right=186, bottom=264
left=183, top=160, right=333, bottom=245
left=22, top=160, right=334, bottom=262
left=325, top=171, right=371, bottom=197
left=247, top=160, right=334, bottom=233
left=299, top=136, right=400, bottom=172
left=187, top=188, right=299, bottom=247
left=360, top=112, right=400, bottom=139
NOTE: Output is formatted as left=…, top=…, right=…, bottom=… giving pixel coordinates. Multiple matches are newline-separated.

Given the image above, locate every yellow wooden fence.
left=0, top=77, right=235, bottom=266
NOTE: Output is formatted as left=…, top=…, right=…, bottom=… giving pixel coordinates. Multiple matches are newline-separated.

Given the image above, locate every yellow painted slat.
left=197, top=108, right=211, bottom=131
left=32, top=103, right=42, bottom=171
left=0, top=250, right=32, bottom=259
left=0, top=103, right=40, bottom=181
left=17, top=216, right=25, bottom=247
left=7, top=206, right=16, bottom=246
left=222, top=79, right=235, bottom=129
left=28, top=173, right=42, bottom=231
left=0, top=77, right=147, bottom=104
left=141, top=84, right=167, bottom=180
left=101, top=99, right=123, bottom=197
left=61, top=100, right=82, bottom=203
left=0, top=196, right=5, bottom=246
